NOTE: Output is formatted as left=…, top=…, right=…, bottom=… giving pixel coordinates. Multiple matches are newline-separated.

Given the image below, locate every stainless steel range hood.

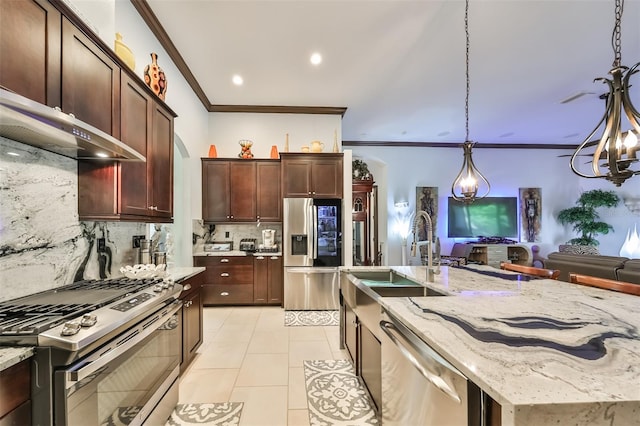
left=0, top=88, right=145, bottom=161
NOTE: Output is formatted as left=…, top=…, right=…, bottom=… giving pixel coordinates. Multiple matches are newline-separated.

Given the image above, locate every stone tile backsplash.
left=0, top=137, right=155, bottom=302
left=192, top=219, right=282, bottom=252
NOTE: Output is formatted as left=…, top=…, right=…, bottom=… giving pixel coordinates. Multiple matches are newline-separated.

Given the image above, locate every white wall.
left=351, top=145, right=640, bottom=265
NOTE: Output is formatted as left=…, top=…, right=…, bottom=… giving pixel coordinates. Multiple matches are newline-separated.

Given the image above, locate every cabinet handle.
left=256, top=256, right=265, bottom=260
left=220, top=258, right=230, bottom=263
left=220, top=272, right=230, bottom=277
left=230, top=215, right=234, bottom=219
left=182, top=284, right=192, bottom=291
left=221, top=291, right=229, bottom=296
left=270, top=256, right=278, bottom=260
left=227, top=215, right=230, bottom=219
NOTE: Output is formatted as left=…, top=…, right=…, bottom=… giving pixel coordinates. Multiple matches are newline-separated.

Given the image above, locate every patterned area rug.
left=304, top=360, right=379, bottom=425
left=165, top=402, right=243, bottom=425
left=285, top=310, right=339, bottom=326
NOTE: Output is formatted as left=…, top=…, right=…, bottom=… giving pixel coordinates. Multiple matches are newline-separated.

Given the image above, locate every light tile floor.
left=178, top=306, right=348, bottom=426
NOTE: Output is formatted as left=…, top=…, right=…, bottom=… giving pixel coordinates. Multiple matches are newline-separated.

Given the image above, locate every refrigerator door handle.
left=312, top=205, right=319, bottom=259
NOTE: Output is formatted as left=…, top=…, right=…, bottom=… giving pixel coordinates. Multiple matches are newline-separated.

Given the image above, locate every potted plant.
left=557, top=189, right=620, bottom=252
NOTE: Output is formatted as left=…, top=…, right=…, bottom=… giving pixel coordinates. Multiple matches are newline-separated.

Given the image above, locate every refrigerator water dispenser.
left=290, top=234, right=308, bottom=255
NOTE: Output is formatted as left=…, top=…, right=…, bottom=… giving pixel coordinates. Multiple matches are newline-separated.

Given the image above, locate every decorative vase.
left=270, top=145, right=279, bottom=159
left=208, top=145, right=217, bottom=158
left=114, top=33, right=135, bottom=70
left=333, top=129, right=340, bottom=152
left=284, top=133, right=289, bottom=152
left=143, top=52, right=167, bottom=100
left=238, top=140, right=254, bottom=159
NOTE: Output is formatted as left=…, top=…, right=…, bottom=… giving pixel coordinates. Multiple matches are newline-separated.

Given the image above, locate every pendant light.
left=570, top=0, right=639, bottom=186
left=451, top=0, right=490, bottom=203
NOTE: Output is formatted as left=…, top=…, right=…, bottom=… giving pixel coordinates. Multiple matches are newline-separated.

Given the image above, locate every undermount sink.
left=346, top=269, right=445, bottom=297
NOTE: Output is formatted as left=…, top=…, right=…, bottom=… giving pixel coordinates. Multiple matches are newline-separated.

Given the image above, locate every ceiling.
left=142, top=0, right=640, bottom=148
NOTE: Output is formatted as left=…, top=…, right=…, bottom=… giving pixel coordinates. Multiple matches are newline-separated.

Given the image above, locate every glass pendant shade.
left=451, top=141, right=490, bottom=203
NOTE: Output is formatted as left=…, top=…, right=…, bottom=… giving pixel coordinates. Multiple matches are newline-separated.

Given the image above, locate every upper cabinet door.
left=256, top=161, right=282, bottom=221
left=202, top=161, right=231, bottom=222
left=61, top=17, right=120, bottom=137
left=229, top=162, right=257, bottom=221
left=311, top=158, right=343, bottom=198
left=120, top=74, right=151, bottom=216
left=0, top=0, right=61, bottom=106
left=150, top=103, right=174, bottom=218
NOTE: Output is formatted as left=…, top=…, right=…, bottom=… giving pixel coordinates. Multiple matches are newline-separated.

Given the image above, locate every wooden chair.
left=569, top=273, right=640, bottom=296
left=500, top=262, right=561, bottom=279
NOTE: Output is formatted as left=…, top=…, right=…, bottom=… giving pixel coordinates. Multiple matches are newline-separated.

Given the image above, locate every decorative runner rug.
left=285, top=310, right=339, bottom=326
left=304, top=360, right=379, bottom=425
left=165, top=402, right=243, bottom=425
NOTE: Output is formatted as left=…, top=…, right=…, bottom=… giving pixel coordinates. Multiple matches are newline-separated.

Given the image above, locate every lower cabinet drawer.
left=202, top=284, right=253, bottom=305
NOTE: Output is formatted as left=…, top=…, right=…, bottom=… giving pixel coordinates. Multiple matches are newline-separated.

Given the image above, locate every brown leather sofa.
left=617, top=259, right=640, bottom=284
left=543, top=252, right=632, bottom=283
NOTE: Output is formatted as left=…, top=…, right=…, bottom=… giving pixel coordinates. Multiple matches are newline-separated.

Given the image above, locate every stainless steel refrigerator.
left=283, top=198, right=342, bottom=310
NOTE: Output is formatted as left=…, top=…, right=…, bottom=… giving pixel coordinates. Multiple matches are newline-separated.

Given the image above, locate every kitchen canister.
left=154, top=252, right=167, bottom=265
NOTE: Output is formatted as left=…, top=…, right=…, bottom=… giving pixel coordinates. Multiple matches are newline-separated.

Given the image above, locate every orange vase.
left=208, top=145, right=217, bottom=158
left=270, top=145, right=279, bottom=159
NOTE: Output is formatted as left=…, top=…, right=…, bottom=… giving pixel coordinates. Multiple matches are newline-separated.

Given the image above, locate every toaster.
left=239, top=238, right=256, bottom=252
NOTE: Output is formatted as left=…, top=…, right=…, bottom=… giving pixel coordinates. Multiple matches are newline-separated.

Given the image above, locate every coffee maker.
left=261, top=229, right=277, bottom=249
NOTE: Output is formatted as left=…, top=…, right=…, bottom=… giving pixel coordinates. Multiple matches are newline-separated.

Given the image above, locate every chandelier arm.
left=570, top=87, right=612, bottom=178
left=622, top=62, right=640, bottom=121
left=466, top=153, right=490, bottom=197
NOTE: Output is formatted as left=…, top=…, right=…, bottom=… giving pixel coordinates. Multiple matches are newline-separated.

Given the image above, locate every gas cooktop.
left=0, top=277, right=169, bottom=343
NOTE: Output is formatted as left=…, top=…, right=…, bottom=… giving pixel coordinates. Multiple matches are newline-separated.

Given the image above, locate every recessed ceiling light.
left=499, top=132, right=514, bottom=138
left=232, top=75, right=243, bottom=85
left=437, top=131, right=450, bottom=137
left=310, top=53, right=322, bottom=65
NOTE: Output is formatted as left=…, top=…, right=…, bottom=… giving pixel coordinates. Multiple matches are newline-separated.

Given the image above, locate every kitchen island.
left=346, top=265, right=640, bottom=426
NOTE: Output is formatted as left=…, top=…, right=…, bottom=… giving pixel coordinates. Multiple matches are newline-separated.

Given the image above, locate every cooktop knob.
left=61, top=321, right=82, bottom=336
left=80, top=314, right=98, bottom=327
left=153, top=284, right=164, bottom=292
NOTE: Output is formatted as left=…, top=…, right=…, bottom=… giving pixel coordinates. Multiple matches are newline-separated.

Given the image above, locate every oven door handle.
left=66, top=300, right=182, bottom=383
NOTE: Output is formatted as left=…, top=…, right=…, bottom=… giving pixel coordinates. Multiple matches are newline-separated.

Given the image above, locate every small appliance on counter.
left=204, top=241, right=233, bottom=252
left=239, top=238, right=257, bottom=252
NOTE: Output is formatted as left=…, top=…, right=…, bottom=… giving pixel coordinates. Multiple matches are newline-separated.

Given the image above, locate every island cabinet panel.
left=0, top=358, right=31, bottom=424
left=281, top=153, right=343, bottom=198
left=195, top=256, right=255, bottom=305
left=0, top=0, right=61, bottom=107
left=253, top=255, right=283, bottom=305
left=78, top=74, right=175, bottom=222
left=179, top=272, right=204, bottom=370
left=256, top=161, right=282, bottom=222
left=61, top=16, right=120, bottom=137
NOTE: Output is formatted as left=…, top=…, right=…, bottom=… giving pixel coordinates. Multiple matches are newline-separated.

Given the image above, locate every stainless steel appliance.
left=0, top=88, right=145, bottom=161
left=283, top=198, right=342, bottom=310
left=0, top=277, right=183, bottom=426
left=379, top=310, right=484, bottom=425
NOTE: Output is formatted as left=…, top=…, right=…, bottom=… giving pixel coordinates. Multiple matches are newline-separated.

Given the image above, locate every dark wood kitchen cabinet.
left=78, top=73, right=175, bottom=222
left=179, top=272, right=204, bottom=370
left=202, top=160, right=256, bottom=222
left=253, top=255, right=283, bottom=305
left=0, top=358, right=31, bottom=425
left=0, top=0, right=61, bottom=107
left=60, top=16, right=120, bottom=137
left=0, top=1, right=119, bottom=136
left=195, top=256, right=254, bottom=305
left=281, top=153, right=343, bottom=198
left=256, top=161, right=282, bottom=222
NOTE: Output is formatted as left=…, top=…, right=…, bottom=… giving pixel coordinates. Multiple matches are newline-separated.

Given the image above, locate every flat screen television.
left=447, top=197, right=519, bottom=238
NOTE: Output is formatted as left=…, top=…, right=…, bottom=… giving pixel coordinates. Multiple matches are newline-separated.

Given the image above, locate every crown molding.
left=342, top=141, right=579, bottom=150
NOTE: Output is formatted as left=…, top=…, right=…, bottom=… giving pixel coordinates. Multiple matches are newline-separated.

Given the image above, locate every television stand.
left=451, top=243, right=532, bottom=268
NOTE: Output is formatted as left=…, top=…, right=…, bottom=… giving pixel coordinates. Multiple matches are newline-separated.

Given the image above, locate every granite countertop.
left=347, top=265, right=640, bottom=425
left=193, top=251, right=282, bottom=257
left=167, top=266, right=206, bottom=282
left=0, top=346, right=35, bottom=371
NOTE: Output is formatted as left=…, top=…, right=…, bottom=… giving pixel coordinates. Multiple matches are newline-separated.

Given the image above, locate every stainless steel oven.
left=54, top=300, right=181, bottom=426
left=0, top=276, right=183, bottom=426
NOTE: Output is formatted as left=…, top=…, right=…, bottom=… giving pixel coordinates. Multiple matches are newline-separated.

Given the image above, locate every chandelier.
left=570, top=0, right=639, bottom=186
left=451, top=0, right=490, bottom=203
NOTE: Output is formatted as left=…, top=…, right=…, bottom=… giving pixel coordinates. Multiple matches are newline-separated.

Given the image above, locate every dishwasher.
left=379, top=310, right=485, bottom=426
